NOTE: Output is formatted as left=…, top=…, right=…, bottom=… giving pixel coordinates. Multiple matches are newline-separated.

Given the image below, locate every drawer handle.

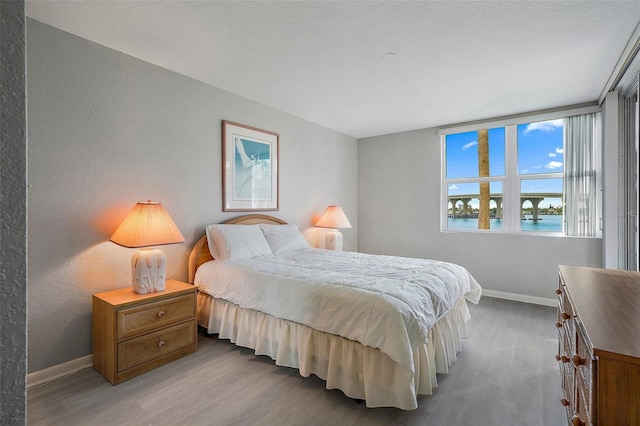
left=561, top=312, right=571, bottom=320
left=157, top=310, right=165, bottom=319
left=158, top=340, right=166, bottom=348
left=561, top=398, right=570, bottom=407
left=555, top=322, right=563, bottom=328
left=555, top=354, right=560, bottom=361
left=572, top=354, right=585, bottom=367
left=561, top=355, right=570, bottom=363
left=571, top=415, right=585, bottom=426
left=555, top=288, right=562, bottom=295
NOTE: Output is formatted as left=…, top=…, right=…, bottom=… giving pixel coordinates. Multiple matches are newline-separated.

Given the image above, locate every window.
left=516, top=120, right=564, bottom=233
left=445, top=128, right=505, bottom=231
left=442, top=109, right=601, bottom=236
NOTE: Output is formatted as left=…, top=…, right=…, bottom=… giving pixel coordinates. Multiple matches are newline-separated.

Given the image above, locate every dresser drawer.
left=557, top=278, right=565, bottom=310
left=117, top=294, right=195, bottom=340
left=575, top=323, right=593, bottom=386
left=561, top=292, right=576, bottom=353
left=557, top=303, right=564, bottom=329
left=561, top=353, right=575, bottom=410
left=576, top=371, right=593, bottom=426
left=117, top=319, right=196, bottom=371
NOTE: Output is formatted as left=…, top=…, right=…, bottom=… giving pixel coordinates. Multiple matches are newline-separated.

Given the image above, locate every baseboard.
left=482, top=289, right=556, bottom=307
left=27, top=354, right=93, bottom=390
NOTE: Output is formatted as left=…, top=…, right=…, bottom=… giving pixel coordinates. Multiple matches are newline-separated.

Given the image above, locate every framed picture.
left=222, top=120, right=279, bottom=211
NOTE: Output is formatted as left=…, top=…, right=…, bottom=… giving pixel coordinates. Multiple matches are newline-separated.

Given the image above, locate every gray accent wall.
left=26, top=19, right=357, bottom=372
left=358, top=128, right=602, bottom=300
left=1, top=0, right=27, bottom=423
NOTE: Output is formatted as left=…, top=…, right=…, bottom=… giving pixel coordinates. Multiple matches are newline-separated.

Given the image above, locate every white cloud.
left=524, top=119, right=563, bottom=134
left=545, top=161, right=563, bottom=170
left=449, top=184, right=458, bottom=190
left=462, top=141, right=477, bottom=150
left=548, top=146, right=563, bottom=157
left=521, top=169, right=528, bottom=173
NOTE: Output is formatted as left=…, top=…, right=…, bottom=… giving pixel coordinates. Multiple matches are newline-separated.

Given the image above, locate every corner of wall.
left=0, top=0, right=28, bottom=422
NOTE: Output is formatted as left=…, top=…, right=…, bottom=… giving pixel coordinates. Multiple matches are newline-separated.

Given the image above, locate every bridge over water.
left=448, top=192, right=562, bottom=221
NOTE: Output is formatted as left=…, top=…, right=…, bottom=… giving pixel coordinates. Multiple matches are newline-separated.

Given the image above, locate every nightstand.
left=92, top=280, right=197, bottom=384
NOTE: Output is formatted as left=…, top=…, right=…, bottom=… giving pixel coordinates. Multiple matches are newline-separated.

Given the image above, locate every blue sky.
left=517, top=119, right=564, bottom=176
left=446, top=119, right=564, bottom=208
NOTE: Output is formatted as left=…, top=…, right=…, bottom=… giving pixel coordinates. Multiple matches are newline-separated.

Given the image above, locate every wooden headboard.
left=188, top=214, right=287, bottom=283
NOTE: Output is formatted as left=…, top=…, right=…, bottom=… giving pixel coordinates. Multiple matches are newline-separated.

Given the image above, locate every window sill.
left=441, top=229, right=602, bottom=239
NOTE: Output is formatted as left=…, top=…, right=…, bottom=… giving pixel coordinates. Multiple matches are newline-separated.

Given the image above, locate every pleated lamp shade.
left=110, top=201, right=185, bottom=294
left=315, top=205, right=352, bottom=229
left=110, top=201, right=185, bottom=248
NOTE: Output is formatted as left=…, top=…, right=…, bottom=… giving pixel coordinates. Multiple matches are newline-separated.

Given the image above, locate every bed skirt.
left=196, top=292, right=470, bottom=410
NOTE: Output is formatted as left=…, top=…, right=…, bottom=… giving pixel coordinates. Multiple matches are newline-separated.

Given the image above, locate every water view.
left=448, top=214, right=563, bottom=232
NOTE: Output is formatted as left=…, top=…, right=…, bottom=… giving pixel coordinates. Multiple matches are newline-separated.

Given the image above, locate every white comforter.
left=194, top=248, right=482, bottom=373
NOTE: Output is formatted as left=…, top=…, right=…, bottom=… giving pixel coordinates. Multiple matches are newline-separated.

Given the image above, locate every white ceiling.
left=26, top=1, right=640, bottom=139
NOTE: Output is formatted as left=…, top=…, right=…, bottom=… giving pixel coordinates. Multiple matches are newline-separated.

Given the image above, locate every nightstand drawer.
left=118, top=319, right=196, bottom=371
left=117, top=293, right=195, bottom=340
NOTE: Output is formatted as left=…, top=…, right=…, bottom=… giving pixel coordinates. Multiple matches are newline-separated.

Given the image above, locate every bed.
left=188, top=214, right=482, bottom=410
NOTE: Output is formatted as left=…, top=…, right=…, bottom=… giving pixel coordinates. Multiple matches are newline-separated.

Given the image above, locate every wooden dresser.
left=557, top=265, right=640, bottom=425
left=93, top=280, right=197, bottom=384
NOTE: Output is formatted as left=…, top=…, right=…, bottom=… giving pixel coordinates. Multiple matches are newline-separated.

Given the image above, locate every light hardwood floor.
left=28, top=297, right=565, bottom=426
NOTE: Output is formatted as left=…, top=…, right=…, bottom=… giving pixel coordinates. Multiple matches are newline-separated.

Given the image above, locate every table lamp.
left=315, top=205, right=352, bottom=251
left=110, top=201, right=185, bottom=294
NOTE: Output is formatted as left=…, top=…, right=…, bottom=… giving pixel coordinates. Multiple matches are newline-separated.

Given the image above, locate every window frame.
left=440, top=105, right=601, bottom=237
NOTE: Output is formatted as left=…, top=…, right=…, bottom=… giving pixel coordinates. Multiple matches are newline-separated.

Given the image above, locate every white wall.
left=602, top=91, right=623, bottom=268
left=358, top=127, right=602, bottom=300
left=26, top=19, right=357, bottom=372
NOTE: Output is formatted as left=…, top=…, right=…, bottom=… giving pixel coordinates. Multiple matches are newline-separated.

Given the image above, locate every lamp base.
left=131, top=248, right=166, bottom=294
left=325, top=229, right=343, bottom=251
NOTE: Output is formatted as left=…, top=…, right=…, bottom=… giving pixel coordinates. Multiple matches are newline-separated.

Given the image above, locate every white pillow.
left=205, top=224, right=272, bottom=261
left=205, top=226, right=223, bottom=260
left=260, top=224, right=310, bottom=254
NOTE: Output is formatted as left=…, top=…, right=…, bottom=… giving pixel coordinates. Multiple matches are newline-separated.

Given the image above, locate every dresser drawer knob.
left=555, top=354, right=561, bottom=361
left=561, top=398, right=570, bottom=407
left=562, top=312, right=571, bottom=320
left=571, top=415, right=585, bottom=426
left=158, top=340, right=166, bottom=348
left=555, top=288, right=562, bottom=295
left=561, top=355, right=570, bottom=363
left=157, top=310, right=165, bottom=319
left=572, top=354, right=586, bottom=367
left=555, top=322, right=563, bottom=328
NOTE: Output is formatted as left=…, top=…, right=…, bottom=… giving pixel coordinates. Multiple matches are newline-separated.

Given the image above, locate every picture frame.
left=222, top=120, right=279, bottom=211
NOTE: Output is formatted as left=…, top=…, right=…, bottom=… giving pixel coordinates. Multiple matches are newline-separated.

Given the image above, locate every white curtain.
left=563, top=113, right=601, bottom=237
